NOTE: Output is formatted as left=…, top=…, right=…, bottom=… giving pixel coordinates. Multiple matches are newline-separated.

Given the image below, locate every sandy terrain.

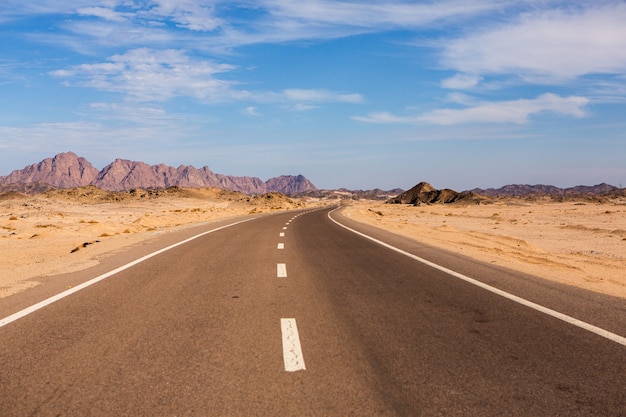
left=2, top=188, right=625, bottom=300
left=342, top=199, right=626, bottom=299
left=0, top=187, right=307, bottom=298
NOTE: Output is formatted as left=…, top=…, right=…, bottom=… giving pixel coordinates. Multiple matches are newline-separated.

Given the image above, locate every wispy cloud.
left=245, top=106, right=260, bottom=116
left=255, top=0, right=502, bottom=29
left=76, top=6, right=130, bottom=22
left=441, top=3, right=626, bottom=82
left=140, top=0, right=224, bottom=32
left=51, top=48, right=243, bottom=102
left=50, top=48, right=365, bottom=108
left=281, top=88, right=363, bottom=104
left=441, top=73, right=482, bottom=90
left=353, top=93, right=589, bottom=125
left=9, top=1, right=506, bottom=53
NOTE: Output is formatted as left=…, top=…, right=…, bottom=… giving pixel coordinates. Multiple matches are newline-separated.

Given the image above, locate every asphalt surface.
left=1, top=206, right=625, bottom=416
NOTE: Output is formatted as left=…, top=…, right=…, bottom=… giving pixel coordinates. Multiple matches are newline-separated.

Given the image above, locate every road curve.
left=0, top=206, right=624, bottom=416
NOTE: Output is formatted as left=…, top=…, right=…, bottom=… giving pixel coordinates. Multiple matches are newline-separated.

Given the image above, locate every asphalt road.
left=1, top=206, right=624, bottom=416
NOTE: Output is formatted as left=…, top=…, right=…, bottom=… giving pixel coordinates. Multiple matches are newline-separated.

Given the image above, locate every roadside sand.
left=0, top=188, right=306, bottom=298
left=342, top=200, right=626, bottom=299
left=2, top=190, right=625, bottom=300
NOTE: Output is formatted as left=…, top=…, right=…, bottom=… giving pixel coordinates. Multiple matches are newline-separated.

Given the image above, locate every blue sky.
left=1, top=1, right=625, bottom=191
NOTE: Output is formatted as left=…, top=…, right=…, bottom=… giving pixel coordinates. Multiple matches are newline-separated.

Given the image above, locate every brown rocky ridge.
left=388, top=182, right=483, bottom=205
left=0, top=152, right=317, bottom=196
left=469, top=183, right=625, bottom=200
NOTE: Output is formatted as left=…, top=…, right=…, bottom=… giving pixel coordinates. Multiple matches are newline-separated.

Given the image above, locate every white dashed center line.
left=277, top=243, right=284, bottom=249
left=279, top=232, right=285, bottom=237
left=281, top=318, right=306, bottom=372
left=277, top=263, right=287, bottom=278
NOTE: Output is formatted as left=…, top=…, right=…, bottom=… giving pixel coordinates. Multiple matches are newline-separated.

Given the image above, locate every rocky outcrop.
left=0, top=153, right=318, bottom=195
left=264, top=175, right=317, bottom=195
left=0, top=152, right=99, bottom=188
left=388, top=182, right=481, bottom=205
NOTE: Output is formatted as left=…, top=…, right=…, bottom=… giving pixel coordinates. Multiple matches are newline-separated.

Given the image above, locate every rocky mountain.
left=388, top=182, right=482, bottom=205
left=264, top=175, right=316, bottom=195
left=0, top=152, right=317, bottom=195
left=0, top=152, right=99, bottom=188
left=469, top=183, right=622, bottom=197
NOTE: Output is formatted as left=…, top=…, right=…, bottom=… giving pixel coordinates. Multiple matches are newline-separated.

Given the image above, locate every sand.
left=341, top=199, right=626, bottom=299
left=0, top=188, right=307, bottom=298
left=2, top=189, right=625, bottom=300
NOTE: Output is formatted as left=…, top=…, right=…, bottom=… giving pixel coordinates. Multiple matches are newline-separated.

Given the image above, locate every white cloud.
left=76, top=6, right=129, bottom=22
left=281, top=88, right=364, bottom=103
left=441, top=73, right=482, bottom=89
left=257, top=0, right=502, bottom=29
left=50, top=49, right=365, bottom=108
left=291, top=103, right=318, bottom=112
left=445, top=92, right=476, bottom=106
left=88, top=102, right=176, bottom=124
left=51, top=48, right=243, bottom=102
left=142, top=0, right=224, bottom=32
left=353, top=93, right=589, bottom=125
left=352, top=111, right=414, bottom=124
left=245, top=106, right=260, bottom=116
left=9, top=1, right=508, bottom=56
left=441, top=3, right=626, bottom=81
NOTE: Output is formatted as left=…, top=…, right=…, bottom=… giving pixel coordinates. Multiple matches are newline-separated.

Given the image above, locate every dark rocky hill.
left=388, top=182, right=483, bottom=205
left=0, top=152, right=317, bottom=195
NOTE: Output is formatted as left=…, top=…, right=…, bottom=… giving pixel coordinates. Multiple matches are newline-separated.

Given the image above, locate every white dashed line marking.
left=279, top=232, right=285, bottom=237
left=277, top=263, right=287, bottom=278
left=277, top=243, right=284, bottom=249
left=282, top=226, right=288, bottom=230
left=281, top=318, right=306, bottom=372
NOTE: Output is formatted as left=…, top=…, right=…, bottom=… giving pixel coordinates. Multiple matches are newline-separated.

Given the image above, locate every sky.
left=1, top=1, right=625, bottom=191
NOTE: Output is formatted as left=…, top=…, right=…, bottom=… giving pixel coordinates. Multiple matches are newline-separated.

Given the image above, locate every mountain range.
left=1, top=152, right=622, bottom=199
left=468, top=183, right=622, bottom=197
left=390, top=181, right=624, bottom=205
left=0, top=152, right=317, bottom=195
left=388, top=181, right=624, bottom=205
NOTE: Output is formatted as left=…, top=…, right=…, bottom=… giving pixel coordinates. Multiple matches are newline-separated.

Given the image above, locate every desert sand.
left=342, top=199, right=626, bottom=299
left=2, top=188, right=625, bottom=300
left=0, top=187, right=306, bottom=298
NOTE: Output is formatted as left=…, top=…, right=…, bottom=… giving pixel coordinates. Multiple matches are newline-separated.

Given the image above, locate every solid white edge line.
left=328, top=207, right=626, bottom=347
left=277, top=263, right=287, bottom=278
left=0, top=217, right=258, bottom=328
left=281, top=318, right=306, bottom=372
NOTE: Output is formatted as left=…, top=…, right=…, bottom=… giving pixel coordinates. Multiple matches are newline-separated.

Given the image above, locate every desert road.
left=1, top=206, right=625, bottom=416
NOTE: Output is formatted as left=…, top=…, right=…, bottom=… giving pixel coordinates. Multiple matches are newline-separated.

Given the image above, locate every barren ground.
left=0, top=188, right=306, bottom=298
left=342, top=199, right=626, bottom=299
left=2, top=190, right=625, bottom=299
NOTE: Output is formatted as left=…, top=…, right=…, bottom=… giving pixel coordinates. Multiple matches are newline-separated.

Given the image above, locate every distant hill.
left=388, top=182, right=483, bottom=205
left=297, top=188, right=404, bottom=200
left=387, top=181, right=625, bottom=205
left=0, top=152, right=317, bottom=196
left=469, top=183, right=623, bottom=198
